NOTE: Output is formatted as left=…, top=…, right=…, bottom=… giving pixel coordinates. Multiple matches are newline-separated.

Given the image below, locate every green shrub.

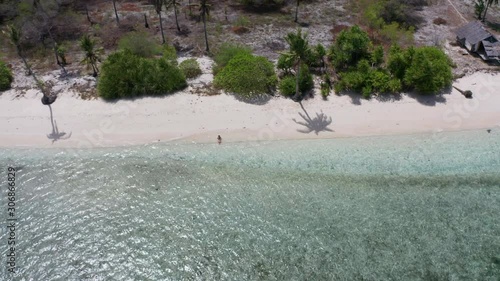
left=320, top=74, right=332, bottom=99
left=379, top=0, right=424, bottom=29
left=404, top=46, right=452, bottom=94
left=387, top=44, right=413, bottom=80
left=388, top=45, right=452, bottom=93
left=304, top=43, right=327, bottom=69
left=329, top=25, right=372, bottom=71
left=277, top=54, right=294, bottom=74
left=179, top=59, right=202, bottom=79
left=213, top=43, right=252, bottom=75
left=162, top=44, right=178, bottom=64
left=279, top=76, right=296, bottom=97
left=0, top=61, right=13, bottom=91
left=363, top=0, right=424, bottom=30
left=98, top=50, right=186, bottom=99
left=335, top=45, right=450, bottom=97
left=362, top=0, right=417, bottom=45
left=371, top=45, right=384, bottom=67
left=118, top=31, right=162, bottom=58
left=234, top=16, right=250, bottom=27
left=278, top=64, right=314, bottom=97
left=314, top=43, right=327, bottom=67
left=336, top=64, right=401, bottom=98
left=336, top=70, right=368, bottom=94
left=369, top=70, right=402, bottom=93
left=214, top=53, right=277, bottom=98
left=298, top=64, right=314, bottom=94
left=379, top=22, right=415, bottom=45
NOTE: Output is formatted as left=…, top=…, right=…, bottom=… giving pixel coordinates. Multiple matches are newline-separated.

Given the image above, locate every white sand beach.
left=0, top=66, right=499, bottom=148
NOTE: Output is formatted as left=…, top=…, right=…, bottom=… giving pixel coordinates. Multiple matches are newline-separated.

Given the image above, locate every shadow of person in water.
left=47, top=105, right=72, bottom=143
left=292, top=102, right=334, bottom=135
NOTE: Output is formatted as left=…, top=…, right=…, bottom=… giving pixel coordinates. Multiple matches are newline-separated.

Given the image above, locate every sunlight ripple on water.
left=0, top=130, right=499, bottom=279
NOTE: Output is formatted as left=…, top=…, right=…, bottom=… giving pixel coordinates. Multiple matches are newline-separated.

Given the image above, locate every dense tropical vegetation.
left=179, top=58, right=202, bottom=79
left=214, top=50, right=277, bottom=98
left=0, top=0, right=471, bottom=102
left=475, top=0, right=499, bottom=21
left=332, top=26, right=452, bottom=98
left=98, top=49, right=186, bottom=99
left=278, top=29, right=315, bottom=100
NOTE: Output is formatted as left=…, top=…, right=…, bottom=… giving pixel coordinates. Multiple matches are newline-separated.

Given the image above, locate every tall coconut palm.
left=49, top=31, right=67, bottom=76
left=154, top=0, right=166, bottom=44
left=6, top=25, right=55, bottom=104
left=144, top=14, right=150, bottom=28
left=482, top=0, right=499, bottom=22
left=86, top=4, right=92, bottom=23
left=112, top=0, right=120, bottom=25
left=165, top=0, right=181, bottom=32
left=80, top=35, right=101, bottom=77
left=294, top=0, right=300, bottom=23
left=284, top=29, right=310, bottom=101
left=6, top=26, right=32, bottom=76
left=189, top=0, right=211, bottom=52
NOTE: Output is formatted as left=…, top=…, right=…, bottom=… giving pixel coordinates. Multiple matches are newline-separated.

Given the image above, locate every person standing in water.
left=217, top=135, right=222, bottom=145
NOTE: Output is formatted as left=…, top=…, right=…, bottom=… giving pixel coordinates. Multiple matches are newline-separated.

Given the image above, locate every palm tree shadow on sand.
left=292, top=102, right=334, bottom=135
left=47, top=105, right=71, bottom=143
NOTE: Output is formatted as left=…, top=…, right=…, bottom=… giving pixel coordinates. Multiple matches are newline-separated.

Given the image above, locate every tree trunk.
left=53, top=46, right=67, bottom=76
left=86, top=5, right=92, bottom=23
left=293, top=62, right=301, bottom=101
left=482, top=2, right=490, bottom=22
left=19, top=51, right=33, bottom=77
left=16, top=43, right=54, bottom=104
left=46, top=28, right=67, bottom=76
left=91, top=61, right=98, bottom=77
left=144, top=14, right=149, bottom=28
left=453, top=86, right=473, bottom=98
left=112, top=0, right=120, bottom=25
left=20, top=51, right=54, bottom=104
left=294, top=0, right=299, bottom=23
left=224, top=5, right=228, bottom=22
left=202, top=10, right=209, bottom=52
left=158, top=11, right=166, bottom=44
left=174, top=1, right=180, bottom=32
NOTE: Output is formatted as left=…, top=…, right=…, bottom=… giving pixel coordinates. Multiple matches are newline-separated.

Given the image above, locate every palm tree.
left=284, top=29, right=310, bottom=101
left=50, top=35, right=67, bottom=76
left=6, top=25, right=55, bottom=104
left=6, top=26, right=32, bottom=76
left=165, top=0, right=181, bottom=33
left=112, top=0, right=120, bottom=25
left=85, top=4, right=92, bottom=24
left=154, top=0, right=166, bottom=44
left=80, top=35, right=101, bottom=77
left=482, top=0, right=499, bottom=22
left=294, top=0, right=300, bottom=23
left=144, top=14, right=150, bottom=28
left=189, top=0, right=211, bottom=52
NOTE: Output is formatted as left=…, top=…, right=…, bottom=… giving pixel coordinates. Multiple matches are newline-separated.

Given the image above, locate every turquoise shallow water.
left=1, top=130, right=500, bottom=280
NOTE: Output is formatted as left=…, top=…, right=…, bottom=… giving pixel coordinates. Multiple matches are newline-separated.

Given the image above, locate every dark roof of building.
left=456, top=21, right=494, bottom=45
left=482, top=40, right=500, bottom=58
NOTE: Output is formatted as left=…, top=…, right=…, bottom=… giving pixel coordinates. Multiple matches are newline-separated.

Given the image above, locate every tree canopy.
left=214, top=53, right=277, bottom=98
